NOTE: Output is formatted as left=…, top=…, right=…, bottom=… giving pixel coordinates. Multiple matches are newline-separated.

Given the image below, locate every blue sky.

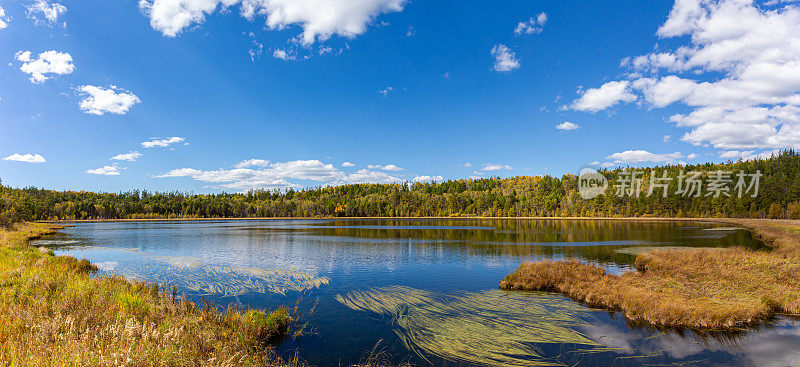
left=1, top=0, right=798, bottom=193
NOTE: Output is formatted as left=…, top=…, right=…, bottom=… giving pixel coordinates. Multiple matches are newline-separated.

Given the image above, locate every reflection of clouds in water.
left=30, top=239, right=79, bottom=246
left=119, top=264, right=329, bottom=296
left=584, top=320, right=800, bottom=366
left=71, top=246, right=328, bottom=297
left=94, top=261, right=118, bottom=272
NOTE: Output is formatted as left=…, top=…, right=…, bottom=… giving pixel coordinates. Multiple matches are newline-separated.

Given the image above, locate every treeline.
left=2, top=151, right=800, bottom=224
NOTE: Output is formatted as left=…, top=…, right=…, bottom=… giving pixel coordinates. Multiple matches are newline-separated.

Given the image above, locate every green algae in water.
left=336, top=286, right=607, bottom=366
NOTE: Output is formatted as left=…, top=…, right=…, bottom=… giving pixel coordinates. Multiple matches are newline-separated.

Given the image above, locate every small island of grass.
left=500, top=219, right=800, bottom=329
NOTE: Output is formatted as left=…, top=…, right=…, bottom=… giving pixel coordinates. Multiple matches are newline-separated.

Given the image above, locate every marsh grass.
left=337, top=286, right=607, bottom=366
left=500, top=219, right=800, bottom=329
left=0, top=223, right=293, bottom=366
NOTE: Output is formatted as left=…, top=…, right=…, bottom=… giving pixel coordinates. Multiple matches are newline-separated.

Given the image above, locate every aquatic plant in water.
left=120, top=263, right=330, bottom=296
left=336, top=286, right=605, bottom=366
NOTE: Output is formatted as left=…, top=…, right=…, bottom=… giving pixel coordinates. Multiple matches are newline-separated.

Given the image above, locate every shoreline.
left=41, top=216, right=796, bottom=224
left=0, top=223, right=292, bottom=365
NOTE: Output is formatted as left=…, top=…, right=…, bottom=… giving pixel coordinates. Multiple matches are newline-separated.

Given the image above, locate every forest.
left=2, top=150, right=799, bottom=225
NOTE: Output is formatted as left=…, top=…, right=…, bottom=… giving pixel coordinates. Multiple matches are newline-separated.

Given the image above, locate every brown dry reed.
left=500, top=219, right=800, bottom=329
left=0, top=223, right=292, bottom=366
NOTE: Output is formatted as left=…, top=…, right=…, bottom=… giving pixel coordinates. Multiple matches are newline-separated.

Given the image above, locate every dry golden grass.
left=0, top=223, right=292, bottom=366
left=500, top=219, right=800, bottom=329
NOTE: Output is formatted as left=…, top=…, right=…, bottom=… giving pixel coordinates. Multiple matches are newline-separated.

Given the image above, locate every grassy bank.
left=500, top=219, right=800, bottom=329
left=0, top=223, right=291, bottom=366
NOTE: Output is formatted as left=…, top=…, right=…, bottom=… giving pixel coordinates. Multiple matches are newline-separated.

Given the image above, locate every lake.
left=37, top=219, right=800, bottom=366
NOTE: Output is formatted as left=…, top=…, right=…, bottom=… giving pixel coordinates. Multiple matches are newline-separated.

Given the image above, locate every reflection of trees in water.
left=237, top=220, right=760, bottom=265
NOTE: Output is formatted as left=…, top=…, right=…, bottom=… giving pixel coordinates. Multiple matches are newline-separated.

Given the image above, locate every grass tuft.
left=0, top=223, right=293, bottom=366
left=500, top=219, right=800, bottom=329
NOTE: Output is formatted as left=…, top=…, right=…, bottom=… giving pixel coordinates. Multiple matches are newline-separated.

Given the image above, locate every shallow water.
left=39, top=219, right=800, bottom=366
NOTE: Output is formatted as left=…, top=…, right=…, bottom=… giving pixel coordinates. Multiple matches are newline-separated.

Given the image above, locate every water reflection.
left=36, top=219, right=799, bottom=367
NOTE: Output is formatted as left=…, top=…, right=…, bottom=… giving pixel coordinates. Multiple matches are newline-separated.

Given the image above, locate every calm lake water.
left=37, top=219, right=800, bottom=367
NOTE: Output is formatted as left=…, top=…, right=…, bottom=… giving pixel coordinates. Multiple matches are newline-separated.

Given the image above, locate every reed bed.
left=337, top=286, right=606, bottom=366
left=500, top=219, right=800, bottom=329
left=0, top=223, right=292, bottom=366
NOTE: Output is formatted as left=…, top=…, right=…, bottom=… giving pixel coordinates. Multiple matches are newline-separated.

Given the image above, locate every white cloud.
left=480, top=163, right=513, bottom=171
left=342, top=169, right=400, bottom=184
left=412, top=175, right=443, bottom=182
left=460, top=162, right=472, bottom=168
left=0, top=5, right=10, bottom=29
left=491, top=44, right=520, bottom=72
left=156, top=159, right=402, bottom=191
left=141, top=137, right=186, bottom=148
left=514, top=12, right=547, bottom=35
left=87, top=165, right=121, bottom=176
left=570, top=81, right=636, bottom=112
left=556, top=121, right=580, bottom=131
left=341, top=161, right=355, bottom=167
left=138, top=0, right=407, bottom=44
left=235, top=159, right=271, bottom=168
left=111, top=151, right=143, bottom=161
left=687, top=153, right=697, bottom=159
left=663, top=135, right=672, bottom=142
left=78, top=85, right=140, bottom=115
left=578, top=0, right=800, bottom=150
left=15, top=50, right=74, bottom=84
left=272, top=48, right=296, bottom=60
left=378, top=86, right=393, bottom=97
left=367, top=164, right=403, bottom=171
left=3, top=153, right=46, bottom=163
left=26, top=0, right=66, bottom=27
left=719, top=149, right=779, bottom=160
left=606, top=150, right=684, bottom=165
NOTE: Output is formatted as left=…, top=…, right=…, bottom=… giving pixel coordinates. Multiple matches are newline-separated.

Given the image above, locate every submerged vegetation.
left=337, top=286, right=607, bottom=366
left=2, top=151, right=800, bottom=221
left=89, top=249, right=330, bottom=297
left=500, top=219, right=800, bottom=329
left=0, top=223, right=292, bottom=365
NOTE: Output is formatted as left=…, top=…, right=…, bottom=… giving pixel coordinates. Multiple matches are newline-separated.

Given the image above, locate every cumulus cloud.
left=367, top=164, right=403, bottom=171
left=342, top=161, right=355, bottom=167
left=138, top=0, right=407, bottom=44
left=87, top=165, right=121, bottom=176
left=460, top=163, right=472, bottom=168
left=491, top=44, right=520, bottom=72
left=480, top=163, right=513, bottom=171
left=141, top=137, right=186, bottom=148
left=342, top=169, right=400, bottom=184
left=412, top=175, right=443, bottom=182
left=570, top=81, right=636, bottom=112
left=78, top=85, right=140, bottom=115
left=15, top=50, right=75, bottom=84
left=556, top=121, right=580, bottom=130
left=111, top=151, right=142, bottom=161
left=3, top=153, right=46, bottom=163
left=514, top=12, right=547, bottom=35
left=576, top=0, right=800, bottom=150
left=719, top=149, right=779, bottom=160
left=156, top=159, right=401, bottom=191
left=606, top=150, right=685, bottom=165
left=0, top=5, right=10, bottom=29
left=235, top=159, right=271, bottom=168
left=26, top=0, right=67, bottom=27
